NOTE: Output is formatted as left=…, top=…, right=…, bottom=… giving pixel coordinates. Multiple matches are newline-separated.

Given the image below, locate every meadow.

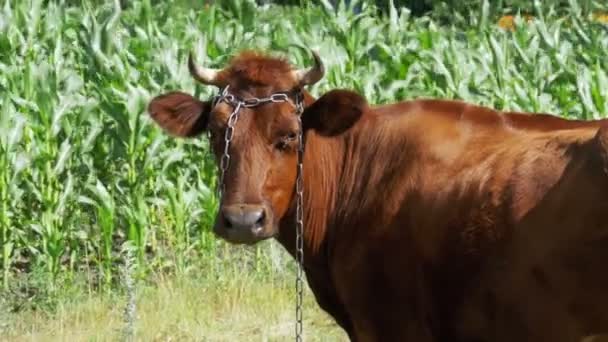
left=2, top=0, right=608, bottom=340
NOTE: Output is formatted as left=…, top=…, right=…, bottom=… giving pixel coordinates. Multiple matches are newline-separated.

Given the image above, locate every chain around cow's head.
left=211, top=85, right=304, bottom=200
left=209, top=85, right=306, bottom=341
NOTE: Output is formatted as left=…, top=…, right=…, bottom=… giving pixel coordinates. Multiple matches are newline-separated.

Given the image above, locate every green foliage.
left=1, top=0, right=608, bottom=306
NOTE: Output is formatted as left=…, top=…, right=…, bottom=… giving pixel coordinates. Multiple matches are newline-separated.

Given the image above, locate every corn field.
left=2, top=0, right=608, bottom=332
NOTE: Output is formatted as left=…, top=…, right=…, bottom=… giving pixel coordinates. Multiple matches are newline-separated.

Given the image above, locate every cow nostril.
left=221, top=205, right=267, bottom=230
left=255, top=210, right=266, bottom=226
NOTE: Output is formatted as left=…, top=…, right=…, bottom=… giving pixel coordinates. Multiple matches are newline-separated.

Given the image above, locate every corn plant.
left=1, top=0, right=608, bottom=305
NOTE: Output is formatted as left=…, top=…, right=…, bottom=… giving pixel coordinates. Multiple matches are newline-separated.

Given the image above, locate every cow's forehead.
left=220, top=51, right=298, bottom=90
left=205, top=51, right=309, bottom=139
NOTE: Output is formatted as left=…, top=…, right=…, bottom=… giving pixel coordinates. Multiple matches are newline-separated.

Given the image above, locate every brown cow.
left=147, top=50, right=608, bottom=341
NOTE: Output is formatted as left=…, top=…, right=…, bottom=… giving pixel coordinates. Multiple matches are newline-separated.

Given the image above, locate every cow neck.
left=277, top=127, right=345, bottom=265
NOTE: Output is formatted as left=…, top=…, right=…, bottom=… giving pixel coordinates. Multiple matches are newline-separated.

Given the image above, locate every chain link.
left=212, top=87, right=306, bottom=341
left=217, top=101, right=241, bottom=201
left=294, top=91, right=305, bottom=342
left=216, top=85, right=238, bottom=202
left=271, top=93, right=290, bottom=103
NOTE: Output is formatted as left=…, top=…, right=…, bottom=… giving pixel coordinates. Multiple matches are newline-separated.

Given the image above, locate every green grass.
left=2, top=0, right=608, bottom=340
left=2, top=270, right=347, bottom=341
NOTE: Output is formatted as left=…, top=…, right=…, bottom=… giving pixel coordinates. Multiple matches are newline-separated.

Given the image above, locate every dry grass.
left=3, top=274, right=347, bottom=342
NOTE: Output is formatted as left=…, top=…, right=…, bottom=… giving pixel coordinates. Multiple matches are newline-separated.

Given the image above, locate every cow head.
left=147, top=50, right=365, bottom=244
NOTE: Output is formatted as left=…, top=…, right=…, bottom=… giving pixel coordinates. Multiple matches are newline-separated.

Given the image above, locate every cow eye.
left=275, top=132, right=297, bottom=151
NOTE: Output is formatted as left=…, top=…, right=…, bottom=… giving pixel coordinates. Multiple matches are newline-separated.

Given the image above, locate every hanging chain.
left=217, top=86, right=242, bottom=201
left=294, top=91, right=305, bottom=342
left=211, top=87, right=306, bottom=342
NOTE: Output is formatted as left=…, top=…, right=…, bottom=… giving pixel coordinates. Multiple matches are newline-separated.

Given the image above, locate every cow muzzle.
left=214, top=203, right=275, bottom=244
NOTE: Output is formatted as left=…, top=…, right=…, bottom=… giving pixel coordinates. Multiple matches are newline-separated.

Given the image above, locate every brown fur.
left=218, top=50, right=298, bottom=91
left=147, top=51, right=608, bottom=342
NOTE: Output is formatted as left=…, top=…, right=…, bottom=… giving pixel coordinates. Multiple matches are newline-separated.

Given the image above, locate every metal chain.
left=217, top=100, right=241, bottom=201
left=212, top=87, right=306, bottom=342
left=294, top=91, right=305, bottom=342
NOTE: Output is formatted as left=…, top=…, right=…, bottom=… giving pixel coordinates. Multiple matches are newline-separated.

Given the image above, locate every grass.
left=2, top=0, right=608, bottom=340
left=3, top=271, right=347, bottom=341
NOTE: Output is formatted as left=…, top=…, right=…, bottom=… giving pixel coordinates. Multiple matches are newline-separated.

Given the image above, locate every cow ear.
left=302, top=89, right=366, bottom=136
left=147, top=91, right=210, bottom=137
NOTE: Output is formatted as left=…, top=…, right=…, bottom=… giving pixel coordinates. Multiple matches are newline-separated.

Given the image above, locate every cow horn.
left=188, top=51, right=224, bottom=87
left=293, top=50, right=325, bottom=86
